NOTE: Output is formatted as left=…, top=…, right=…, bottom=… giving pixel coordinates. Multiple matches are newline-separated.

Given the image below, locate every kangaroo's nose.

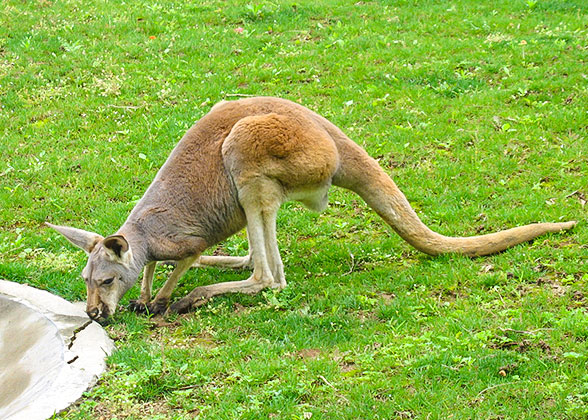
left=87, top=307, right=100, bottom=320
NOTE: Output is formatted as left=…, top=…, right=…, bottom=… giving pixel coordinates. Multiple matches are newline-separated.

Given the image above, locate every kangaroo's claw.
left=128, top=300, right=148, bottom=314
left=146, top=298, right=169, bottom=316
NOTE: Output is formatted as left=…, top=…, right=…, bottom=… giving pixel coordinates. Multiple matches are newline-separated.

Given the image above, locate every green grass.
left=1, top=0, right=587, bottom=418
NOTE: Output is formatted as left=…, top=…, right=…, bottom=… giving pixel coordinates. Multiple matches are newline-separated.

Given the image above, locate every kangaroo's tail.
left=331, top=139, right=576, bottom=257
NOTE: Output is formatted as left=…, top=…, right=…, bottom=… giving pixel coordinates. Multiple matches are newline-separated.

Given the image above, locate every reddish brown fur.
left=49, top=97, right=576, bottom=320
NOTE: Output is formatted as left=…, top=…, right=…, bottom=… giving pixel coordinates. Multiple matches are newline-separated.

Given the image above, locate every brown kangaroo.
left=47, top=97, right=576, bottom=321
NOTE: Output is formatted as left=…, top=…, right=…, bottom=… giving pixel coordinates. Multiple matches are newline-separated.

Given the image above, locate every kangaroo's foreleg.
left=128, top=261, right=157, bottom=313
left=144, top=255, right=200, bottom=315
left=168, top=181, right=283, bottom=314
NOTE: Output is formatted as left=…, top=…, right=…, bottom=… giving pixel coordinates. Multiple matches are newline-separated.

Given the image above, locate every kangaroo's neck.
left=115, top=223, right=150, bottom=272
left=118, top=129, right=247, bottom=261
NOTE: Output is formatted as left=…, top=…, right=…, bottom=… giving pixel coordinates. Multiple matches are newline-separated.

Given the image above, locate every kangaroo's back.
left=123, top=97, right=334, bottom=251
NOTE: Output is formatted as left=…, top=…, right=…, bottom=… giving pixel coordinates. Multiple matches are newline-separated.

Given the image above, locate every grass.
left=1, top=0, right=587, bottom=418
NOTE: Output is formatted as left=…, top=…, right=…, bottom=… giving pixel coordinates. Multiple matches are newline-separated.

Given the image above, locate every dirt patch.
left=190, top=331, right=217, bottom=348
left=155, top=330, right=218, bottom=349
left=94, top=398, right=186, bottom=420
left=537, top=276, right=568, bottom=297
left=356, top=310, right=378, bottom=322
left=94, top=402, right=119, bottom=420
left=497, top=363, right=518, bottom=377
left=339, top=361, right=360, bottom=374
left=137, top=400, right=171, bottom=418
left=150, top=317, right=183, bottom=329
left=331, top=349, right=361, bottom=375
left=294, top=348, right=322, bottom=360
left=572, top=291, right=585, bottom=302
left=431, top=285, right=466, bottom=303
left=378, top=292, right=396, bottom=302
left=491, top=335, right=551, bottom=354
left=148, top=321, right=218, bottom=349
left=233, top=302, right=253, bottom=314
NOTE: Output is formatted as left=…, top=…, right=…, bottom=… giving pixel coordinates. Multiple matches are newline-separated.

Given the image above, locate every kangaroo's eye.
left=102, top=277, right=115, bottom=285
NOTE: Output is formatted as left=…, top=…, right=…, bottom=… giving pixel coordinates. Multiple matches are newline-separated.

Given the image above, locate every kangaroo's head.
left=47, top=223, right=140, bottom=322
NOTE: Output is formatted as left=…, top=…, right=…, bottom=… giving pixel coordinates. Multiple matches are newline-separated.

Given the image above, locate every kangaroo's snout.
left=86, top=305, right=110, bottom=322
left=86, top=307, right=100, bottom=320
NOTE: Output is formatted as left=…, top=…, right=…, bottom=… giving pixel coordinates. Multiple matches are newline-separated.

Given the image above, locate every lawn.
left=1, top=0, right=587, bottom=418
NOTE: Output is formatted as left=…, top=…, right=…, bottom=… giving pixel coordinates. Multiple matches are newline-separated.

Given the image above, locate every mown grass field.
left=1, top=0, right=587, bottom=418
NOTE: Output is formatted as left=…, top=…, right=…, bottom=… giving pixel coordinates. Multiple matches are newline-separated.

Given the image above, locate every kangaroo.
left=47, top=97, right=576, bottom=322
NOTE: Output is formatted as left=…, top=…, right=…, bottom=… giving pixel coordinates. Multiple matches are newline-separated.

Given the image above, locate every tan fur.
left=48, top=97, right=576, bottom=320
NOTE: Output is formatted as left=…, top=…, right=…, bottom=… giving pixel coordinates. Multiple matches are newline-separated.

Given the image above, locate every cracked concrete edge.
left=0, top=280, right=115, bottom=420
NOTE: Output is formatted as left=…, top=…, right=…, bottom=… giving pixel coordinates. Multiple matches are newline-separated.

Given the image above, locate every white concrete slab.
left=0, top=280, right=115, bottom=420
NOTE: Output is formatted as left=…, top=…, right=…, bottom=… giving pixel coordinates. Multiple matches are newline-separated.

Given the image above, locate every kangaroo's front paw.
left=146, top=299, right=169, bottom=315
left=128, top=300, right=148, bottom=314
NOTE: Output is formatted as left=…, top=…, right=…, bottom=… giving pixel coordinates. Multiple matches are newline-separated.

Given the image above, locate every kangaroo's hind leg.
left=261, top=203, right=286, bottom=289
left=169, top=182, right=281, bottom=313
left=192, top=227, right=253, bottom=270
left=194, top=254, right=252, bottom=269
left=168, top=178, right=283, bottom=314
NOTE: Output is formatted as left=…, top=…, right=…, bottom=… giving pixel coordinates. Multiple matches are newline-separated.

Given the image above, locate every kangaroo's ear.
left=102, top=235, right=130, bottom=261
left=46, top=222, right=104, bottom=254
